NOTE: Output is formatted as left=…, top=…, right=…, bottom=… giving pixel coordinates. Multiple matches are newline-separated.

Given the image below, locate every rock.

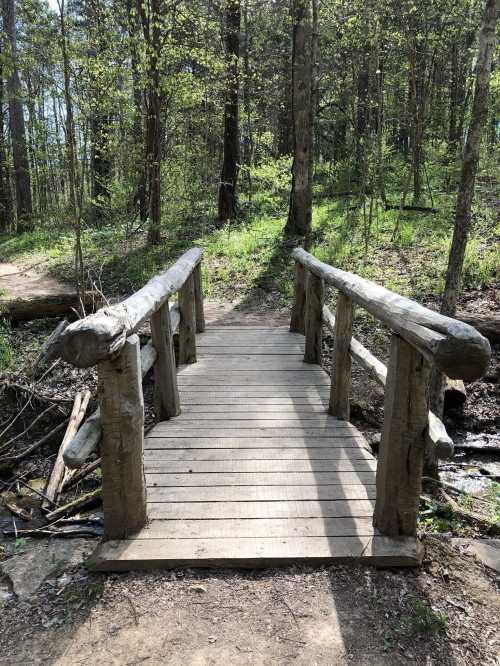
left=452, top=538, right=500, bottom=575
left=0, top=538, right=93, bottom=600
left=189, top=584, right=207, bottom=593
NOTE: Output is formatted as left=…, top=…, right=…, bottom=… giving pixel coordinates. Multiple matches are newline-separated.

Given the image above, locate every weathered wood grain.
left=98, top=335, right=146, bottom=539
left=329, top=293, right=353, bottom=419
left=144, top=459, right=376, bottom=473
left=290, top=261, right=307, bottom=333
left=178, top=272, right=197, bottom=364
left=143, top=447, right=373, bottom=461
left=146, top=471, right=376, bottom=486
left=374, top=335, right=429, bottom=537
left=293, top=247, right=490, bottom=380
left=193, top=263, right=205, bottom=333
left=61, top=248, right=202, bottom=367
left=304, top=270, right=324, bottom=364
left=151, top=300, right=180, bottom=420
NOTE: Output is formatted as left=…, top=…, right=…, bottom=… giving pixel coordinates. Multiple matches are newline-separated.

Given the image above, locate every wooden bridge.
left=58, top=248, right=490, bottom=570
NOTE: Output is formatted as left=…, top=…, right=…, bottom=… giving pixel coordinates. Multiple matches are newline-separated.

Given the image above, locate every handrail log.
left=323, top=305, right=454, bottom=459
left=293, top=248, right=490, bottom=381
left=60, top=248, right=202, bottom=368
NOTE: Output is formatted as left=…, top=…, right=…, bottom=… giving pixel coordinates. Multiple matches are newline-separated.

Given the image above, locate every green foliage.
left=406, top=599, right=448, bottom=635
left=0, top=320, right=13, bottom=370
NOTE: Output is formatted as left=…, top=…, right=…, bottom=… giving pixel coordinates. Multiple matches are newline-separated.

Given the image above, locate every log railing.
left=291, top=248, right=491, bottom=538
left=59, top=248, right=205, bottom=539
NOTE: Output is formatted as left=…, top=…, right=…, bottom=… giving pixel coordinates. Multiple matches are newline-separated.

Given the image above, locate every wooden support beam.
left=304, top=272, right=324, bottom=364
left=329, top=294, right=353, bottom=419
left=151, top=300, right=180, bottom=420
left=322, top=305, right=453, bottom=459
left=98, top=335, right=146, bottom=539
left=293, top=248, right=490, bottom=381
left=193, top=263, right=206, bottom=334
left=374, top=335, right=429, bottom=537
left=290, top=262, right=306, bottom=334
left=178, top=273, right=197, bottom=364
left=60, top=248, right=202, bottom=368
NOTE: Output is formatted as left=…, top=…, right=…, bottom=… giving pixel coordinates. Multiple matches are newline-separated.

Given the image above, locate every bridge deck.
left=93, top=326, right=422, bottom=569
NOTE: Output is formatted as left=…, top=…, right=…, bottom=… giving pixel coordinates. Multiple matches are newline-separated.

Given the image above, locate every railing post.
left=304, top=271, right=324, bottom=364
left=178, top=272, right=197, bottom=364
left=193, top=262, right=206, bottom=334
left=98, top=334, right=146, bottom=539
left=329, top=293, right=353, bottom=419
left=290, top=261, right=306, bottom=334
left=151, top=299, right=180, bottom=420
left=374, top=333, right=430, bottom=537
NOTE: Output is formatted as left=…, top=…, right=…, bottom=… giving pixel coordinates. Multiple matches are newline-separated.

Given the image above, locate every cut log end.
left=61, top=313, right=126, bottom=368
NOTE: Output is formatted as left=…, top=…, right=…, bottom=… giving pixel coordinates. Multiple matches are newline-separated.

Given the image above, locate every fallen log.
left=33, top=319, right=69, bottom=373
left=455, top=312, right=500, bottom=344
left=385, top=203, right=438, bottom=213
left=44, top=487, right=102, bottom=522
left=62, top=458, right=101, bottom=491
left=43, top=391, right=91, bottom=509
left=0, top=291, right=102, bottom=322
left=63, top=339, right=158, bottom=469
left=322, top=305, right=454, bottom=459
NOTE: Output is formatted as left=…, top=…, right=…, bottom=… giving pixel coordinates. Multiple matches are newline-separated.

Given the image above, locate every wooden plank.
left=150, top=427, right=360, bottom=438
left=144, top=436, right=369, bottom=449
left=153, top=417, right=355, bottom=428
left=148, top=499, right=375, bottom=520
left=178, top=388, right=330, bottom=397
left=178, top=358, right=324, bottom=371
left=143, top=447, right=374, bottom=461
left=172, top=412, right=329, bottom=421
left=198, top=347, right=305, bottom=355
left=144, top=459, right=376, bottom=473
left=137, top=517, right=375, bottom=539
left=147, top=484, right=375, bottom=502
left=180, top=404, right=328, bottom=413
left=90, top=535, right=422, bottom=570
left=146, top=471, right=376, bottom=486
left=177, top=376, right=330, bottom=386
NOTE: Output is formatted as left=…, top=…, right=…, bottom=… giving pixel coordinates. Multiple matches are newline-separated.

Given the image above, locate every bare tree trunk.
left=0, top=45, right=13, bottom=232
left=2, top=0, right=32, bottom=231
left=218, top=0, right=241, bottom=222
left=137, top=0, right=162, bottom=245
left=285, top=0, right=313, bottom=238
left=427, top=0, right=498, bottom=477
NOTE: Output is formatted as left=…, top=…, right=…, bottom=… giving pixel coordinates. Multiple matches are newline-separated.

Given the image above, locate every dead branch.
left=44, top=487, right=102, bottom=522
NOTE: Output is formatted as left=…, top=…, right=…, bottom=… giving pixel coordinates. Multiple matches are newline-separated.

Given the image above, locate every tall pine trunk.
left=2, top=0, right=32, bottom=231
left=426, top=0, right=498, bottom=477
left=285, top=0, right=313, bottom=238
left=0, top=51, right=13, bottom=232
left=218, top=0, right=241, bottom=222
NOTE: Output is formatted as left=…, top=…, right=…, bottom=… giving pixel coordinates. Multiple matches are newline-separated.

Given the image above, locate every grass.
left=0, top=158, right=498, bottom=309
left=406, top=599, right=449, bottom=635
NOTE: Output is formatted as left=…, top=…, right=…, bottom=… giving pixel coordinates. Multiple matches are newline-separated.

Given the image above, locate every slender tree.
left=218, top=0, right=241, bottom=222
left=2, top=0, right=32, bottom=230
left=427, top=0, right=498, bottom=476
left=0, top=39, right=13, bottom=232
left=285, top=0, right=314, bottom=238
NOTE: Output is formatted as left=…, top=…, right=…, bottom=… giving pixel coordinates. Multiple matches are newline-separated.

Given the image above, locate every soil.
left=0, top=538, right=499, bottom=665
left=0, top=263, right=74, bottom=302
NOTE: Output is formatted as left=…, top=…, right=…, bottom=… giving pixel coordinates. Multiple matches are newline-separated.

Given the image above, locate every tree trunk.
left=427, top=0, right=498, bottom=477
left=2, top=0, right=33, bottom=231
left=218, top=0, right=241, bottom=222
left=0, top=46, right=13, bottom=232
left=285, top=0, right=313, bottom=238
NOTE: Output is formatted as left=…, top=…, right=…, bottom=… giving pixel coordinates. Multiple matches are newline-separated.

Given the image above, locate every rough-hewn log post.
left=374, top=334, right=430, bottom=537
left=151, top=300, right=180, bottom=420
left=329, top=293, right=353, bottom=419
left=98, top=335, right=146, bottom=539
left=290, top=261, right=306, bottom=334
left=179, top=272, right=197, bottom=364
left=304, top=271, right=324, bottom=364
left=193, top=263, right=206, bottom=334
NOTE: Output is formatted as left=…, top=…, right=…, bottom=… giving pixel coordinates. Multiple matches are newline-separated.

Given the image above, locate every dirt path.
left=0, top=263, right=74, bottom=301
left=0, top=538, right=499, bottom=665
